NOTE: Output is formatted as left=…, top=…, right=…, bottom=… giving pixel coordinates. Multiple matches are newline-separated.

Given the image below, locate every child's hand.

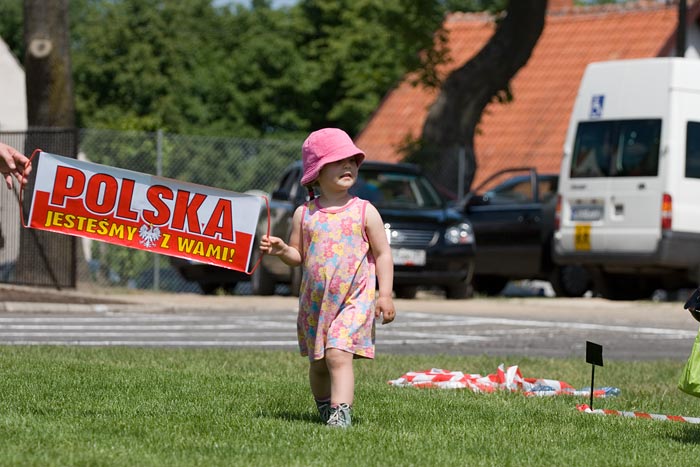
left=376, top=296, right=395, bottom=324
left=259, top=235, right=287, bottom=256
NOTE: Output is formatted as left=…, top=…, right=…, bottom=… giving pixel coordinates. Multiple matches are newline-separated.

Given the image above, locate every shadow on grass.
left=260, top=409, right=363, bottom=426
left=255, top=407, right=319, bottom=424
left=272, top=410, right=319, bottom=423
left=670, top=426, right=700, bottom=444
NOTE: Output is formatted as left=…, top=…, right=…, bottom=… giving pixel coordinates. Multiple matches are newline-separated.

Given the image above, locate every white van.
left=554, top=57, right=700, bottom=300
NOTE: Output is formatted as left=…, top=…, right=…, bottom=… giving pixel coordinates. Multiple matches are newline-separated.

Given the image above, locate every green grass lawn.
left=0, top=346, right=699, bottom=466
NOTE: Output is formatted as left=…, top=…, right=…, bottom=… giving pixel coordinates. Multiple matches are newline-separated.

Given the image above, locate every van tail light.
left=661, top=193, right=672, bottom=231
left=554, top=195, right=562, bottom=231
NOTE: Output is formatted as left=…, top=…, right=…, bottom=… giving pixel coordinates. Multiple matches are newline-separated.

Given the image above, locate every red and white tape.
left=388, top=364, right=619, bottom=397
left=577, top=404, right=700, bottom=424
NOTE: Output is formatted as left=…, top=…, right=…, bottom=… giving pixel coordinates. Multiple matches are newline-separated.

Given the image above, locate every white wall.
left=0, top=37, right=26, bottom=131
left=0, top=37, right=25, bottom=269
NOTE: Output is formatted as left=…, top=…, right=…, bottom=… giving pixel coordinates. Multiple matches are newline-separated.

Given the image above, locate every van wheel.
left=472, top=275, right=508, bottom=296
left=251, top=250, right=276, bottom=296
left=594, top=272, right=655, bottom=301
left=394, top=285, right=418, bottom=299
left=550, top=265, right=592, bottom=297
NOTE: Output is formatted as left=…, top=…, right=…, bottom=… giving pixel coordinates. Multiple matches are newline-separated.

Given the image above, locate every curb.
left=0, top=302, right=178, bottom=314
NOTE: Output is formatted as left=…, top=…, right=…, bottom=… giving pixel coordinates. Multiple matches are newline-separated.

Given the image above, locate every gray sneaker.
left=326, top=403, right=352, bottom=428
left=316, top=399, right=331, bottom=423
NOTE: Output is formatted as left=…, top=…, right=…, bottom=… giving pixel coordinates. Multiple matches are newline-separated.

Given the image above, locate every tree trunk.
left=16, top=0, right=77, bottom=288
left=24, top=0, right=75, bottom=127
left=418, top=0, right=547, bottom=197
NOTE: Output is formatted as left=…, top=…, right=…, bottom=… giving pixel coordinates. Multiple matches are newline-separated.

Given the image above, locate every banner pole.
left=590, top=365, right=595, bottom=410
left=154, top=129, right=164, bottom=291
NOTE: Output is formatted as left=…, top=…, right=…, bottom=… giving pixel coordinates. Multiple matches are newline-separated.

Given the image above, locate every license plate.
left=571, top=205, right=603, bottom=221
left=392, top=248, right=426, bottom=266
left=574, top=224, right=591, bottom=251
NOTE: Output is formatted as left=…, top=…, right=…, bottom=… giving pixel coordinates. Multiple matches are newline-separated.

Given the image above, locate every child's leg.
left=325, top=348, right=354, bottom=405
left=309, top=359, right=331, bottom=422
left=309, top=358, right=331, bottom=400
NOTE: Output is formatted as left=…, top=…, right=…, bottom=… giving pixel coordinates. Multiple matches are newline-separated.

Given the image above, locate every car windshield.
left=350, top=170, right=444, bottom=208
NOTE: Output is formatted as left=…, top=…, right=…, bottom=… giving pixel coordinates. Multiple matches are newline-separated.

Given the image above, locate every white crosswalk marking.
left=0, top=311, right=693, bottom=359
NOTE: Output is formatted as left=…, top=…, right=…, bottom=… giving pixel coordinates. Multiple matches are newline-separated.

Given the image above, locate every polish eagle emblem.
left=139, top=224, right=161, bottom=248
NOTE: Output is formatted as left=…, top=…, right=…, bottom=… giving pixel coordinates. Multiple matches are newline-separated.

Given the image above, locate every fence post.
left=458, top=146, right=466, bottom=201
left=153, top=129, right=163, bottom=291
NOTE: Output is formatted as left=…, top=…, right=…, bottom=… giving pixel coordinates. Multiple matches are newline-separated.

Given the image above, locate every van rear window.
left=570, top=119, right=661, bottom=178
left=685, top=122, right=700, bottom=179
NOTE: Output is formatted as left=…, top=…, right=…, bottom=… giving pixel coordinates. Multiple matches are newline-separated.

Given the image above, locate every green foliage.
left=0, top=0, right=23, bottom=59
left=71, top=0, right=237, bottom=134
left=2, top=0, right=481, bottom=137
left=443, top=0, right=507, bottom=13
left=296, top=0, right=451, bottom=133
left=1, top=347, right=699, bottom=466
left=1, top=0, right=508, bottom=137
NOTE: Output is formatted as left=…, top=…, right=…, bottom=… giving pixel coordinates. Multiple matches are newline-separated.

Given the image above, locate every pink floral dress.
left=297, top=197, right=376, bottom=361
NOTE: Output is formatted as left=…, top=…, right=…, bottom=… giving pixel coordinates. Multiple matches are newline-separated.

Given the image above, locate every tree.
left=70, top=0, right=238, bottom=133
left=296, top=0, right=451, bottom=134
left=417, top=0, right=547, bottom=193
left=1, top=0, right=509, bottom=138
left=17, top=0, right=77, bottom=288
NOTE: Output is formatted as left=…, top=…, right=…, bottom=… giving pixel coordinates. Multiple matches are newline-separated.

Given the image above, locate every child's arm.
left=259, top=206, right=303, bottom=267
left=365, top=204, right=396, bottom=324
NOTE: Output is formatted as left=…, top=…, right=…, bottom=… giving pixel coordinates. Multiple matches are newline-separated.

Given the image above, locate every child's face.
left=317, top=156, right=359, bottom=192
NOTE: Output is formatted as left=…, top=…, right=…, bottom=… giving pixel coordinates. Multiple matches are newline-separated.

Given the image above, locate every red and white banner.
left=26, top=152, right=265, bottom=273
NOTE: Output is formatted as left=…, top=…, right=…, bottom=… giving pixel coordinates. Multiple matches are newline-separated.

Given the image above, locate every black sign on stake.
left=586, top=341, right=604, bottom=410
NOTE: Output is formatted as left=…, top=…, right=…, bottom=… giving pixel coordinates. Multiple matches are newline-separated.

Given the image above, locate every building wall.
left=0, top=37, right=25, bottom=270
left=0, top=38, right=26, bottom=131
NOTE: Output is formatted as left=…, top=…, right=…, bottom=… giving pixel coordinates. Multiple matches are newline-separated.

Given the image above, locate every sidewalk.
left=0, top=282, right=302, bottom=314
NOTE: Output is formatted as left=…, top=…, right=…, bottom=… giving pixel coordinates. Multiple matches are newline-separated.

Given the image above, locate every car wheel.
left=472, top=275, right=508, bottom=296
left=445, top=281, right=473, bottom=300
left=289, top=266, right=302, bottom=297
left=550, top=265, right=591, bottom=297
left=394, top=285, right=418, bottom=299
left=251, top=250, right=276, bottom=296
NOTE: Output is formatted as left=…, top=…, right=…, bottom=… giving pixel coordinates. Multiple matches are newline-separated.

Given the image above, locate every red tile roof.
left=356, top=1, right=699, bottom=187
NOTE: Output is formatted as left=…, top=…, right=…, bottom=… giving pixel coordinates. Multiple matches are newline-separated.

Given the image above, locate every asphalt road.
left=1, top=284, right=698, bottom=361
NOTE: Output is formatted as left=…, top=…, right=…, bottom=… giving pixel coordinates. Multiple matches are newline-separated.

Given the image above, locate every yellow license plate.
left=574, top=224, right=591, bottom=251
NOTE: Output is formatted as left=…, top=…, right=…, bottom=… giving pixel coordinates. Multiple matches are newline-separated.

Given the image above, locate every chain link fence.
left=1, top=129, right=303, bottom=294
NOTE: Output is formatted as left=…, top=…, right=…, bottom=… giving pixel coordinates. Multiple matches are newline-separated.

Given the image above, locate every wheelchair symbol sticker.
left=590, top=95, right=604, bottom=118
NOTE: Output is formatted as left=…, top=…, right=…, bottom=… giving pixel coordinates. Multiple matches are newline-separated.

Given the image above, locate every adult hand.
left=0, top=143, right=31, bottom=190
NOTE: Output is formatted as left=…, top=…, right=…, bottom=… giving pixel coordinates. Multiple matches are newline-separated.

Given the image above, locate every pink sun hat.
left=300, top=128, right=366, bottom=186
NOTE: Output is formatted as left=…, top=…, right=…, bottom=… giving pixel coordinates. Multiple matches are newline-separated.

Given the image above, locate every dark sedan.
left=252, top=161, right=476, bottom=299
left=461, top=167, right=590, bottom=297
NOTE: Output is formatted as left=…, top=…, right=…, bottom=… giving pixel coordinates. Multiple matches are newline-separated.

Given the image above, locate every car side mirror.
left=272, top=189, right=290, bottom=201
left=464, top=193, right=489, bottom=208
